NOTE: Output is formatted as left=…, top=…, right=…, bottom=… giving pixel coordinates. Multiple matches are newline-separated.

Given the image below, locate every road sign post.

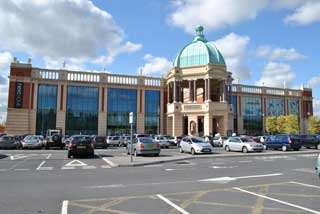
left=129, top=112, right=133, bottom=163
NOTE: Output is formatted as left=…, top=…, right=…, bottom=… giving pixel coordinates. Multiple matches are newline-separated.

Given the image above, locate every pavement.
left=0, top=148, right=319, bottom=214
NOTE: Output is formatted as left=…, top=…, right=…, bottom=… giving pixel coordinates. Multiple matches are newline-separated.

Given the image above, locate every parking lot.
left=0, top=147, right=319, bottom=214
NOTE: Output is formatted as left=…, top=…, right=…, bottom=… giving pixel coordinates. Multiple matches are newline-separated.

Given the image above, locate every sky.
left=0, top=0, right=320, bottom=122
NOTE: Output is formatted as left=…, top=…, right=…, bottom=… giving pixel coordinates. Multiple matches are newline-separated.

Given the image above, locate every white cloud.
left=256, top=46, right=306, bottom=61
left=169, top=0, right=268, bottom=33
left=137, top=54, right=172, bottom=76
left=256, top=62, right=296, bottom=87
left=0, top=0, right=141, bottom=66
left=308, top=76, right=320, bottom=88
left=0, top=51, right=12, bottom=123
left=313, top=99, right=320, bottom=117
left=285, top=1, right=320, bottom=25
left=213, top=33, right=251, bottom=81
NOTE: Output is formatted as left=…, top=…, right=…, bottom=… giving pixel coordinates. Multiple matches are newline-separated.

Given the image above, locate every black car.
left=0, top=136, right=21, bottom=149
left=67, top=135, right=94, bottom=158
left=298, top=134, right=320, bottom=149
left=91, top=136, right=107, bottom=149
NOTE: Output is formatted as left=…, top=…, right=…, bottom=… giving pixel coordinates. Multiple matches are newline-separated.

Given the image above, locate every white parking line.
left=36, top=161, right=46, bottom=170
left=46, top=154, right=52, bottom=159
left=290, top=181, right=320, bottom=189
left=239, top=160, right=252, bottom=163
left=102, top=157, right=118, bottom=167
left=157, top=194, right=191, bottom=214
left=234, top=187, right=320, bottom=214
left=61, top=200, right=68, bottom=214
left=14, top=169, right=29, bottom=171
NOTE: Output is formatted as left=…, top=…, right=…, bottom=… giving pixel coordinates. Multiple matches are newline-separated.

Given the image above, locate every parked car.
left=179, top=136, right=213, bottom=155
left=153, top=135, right=170, bottom=148
left=91, top=136, right=107, bottom=149
left=106, top=136, right=121, bottom=147
left=316, top=153, right=320, bottom=178
left=168, top=136, right=183, bottom=147
left=127, top=137, right=160, bottom=156
left=224, top=137, right=264, bottom=153
left=204, top=136, right=214, bottom=146
left=21, top=135, right=43, bottom=149
left=212, top=136, right=228, bottom=147
left=45, top=129, right=64, bottom=149
left=67, top=135, right=94, bottom=158
left=0, top=136, right=21, bottom=149
left=298, top=134, right=320, bottom=149
left=265, top=134, right=301, bottom=151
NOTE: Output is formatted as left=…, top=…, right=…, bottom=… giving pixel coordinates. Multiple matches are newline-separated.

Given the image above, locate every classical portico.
left=166, top=26, right=233, bottom=137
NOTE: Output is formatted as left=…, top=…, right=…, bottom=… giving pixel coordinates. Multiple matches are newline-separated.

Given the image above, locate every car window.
left=140, top=138, right=153, bottom=144
left=1, top=136, right=12, bottom=140
left=191, top=137, right=205, bottom=143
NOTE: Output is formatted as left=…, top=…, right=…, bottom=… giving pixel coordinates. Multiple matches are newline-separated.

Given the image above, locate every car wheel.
left=191, top=148, right=196, bottom=155
left=293, top=148, right=300, bottom=151
left=225, top=145, right=230, bottom=152
left=317, top=144, right=320, bottom=150
left=154, top=153, right=159, bottom=157
left=282, top=145, right=287, bottom=152
left=179, top=147, right=184, bottom=153
left=242, top=146, right=248, bottom=153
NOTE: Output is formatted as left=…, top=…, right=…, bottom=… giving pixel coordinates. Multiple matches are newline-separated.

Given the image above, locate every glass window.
left=242, top=96, right=262, bottom=135
left=107, top=88, right=137, bottom=135
left=267, top=98, right=285, bottom=116
left=66, top=86, right=99, bottom=135
left=145, top=90, right=160, bottom=134
left=36, top=84, right=58, bottom=135
left=288, top=99, right=299, bottom=115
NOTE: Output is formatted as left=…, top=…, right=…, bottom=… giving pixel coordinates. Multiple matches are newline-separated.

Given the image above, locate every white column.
left=189, top=80, right=193, bottom=102
left=208, top=79, right=211, bottom=102
left=204, top=79, right=207, bottom=101
left=167, top=84, right=170, bottom=103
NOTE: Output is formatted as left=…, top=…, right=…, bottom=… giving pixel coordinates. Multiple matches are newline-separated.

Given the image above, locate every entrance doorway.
left=198, top=116, right=204, bottom=136
left=183, top=115, right=188, bottom=136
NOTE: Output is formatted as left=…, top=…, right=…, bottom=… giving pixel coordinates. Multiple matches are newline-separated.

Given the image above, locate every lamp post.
left=129, top=112, right=133, bottom=163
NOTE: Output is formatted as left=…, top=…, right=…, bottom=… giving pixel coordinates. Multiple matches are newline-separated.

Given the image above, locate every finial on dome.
left=193, top=25, right=207, bottom=42
left=195, top=26, right=204, bottom=35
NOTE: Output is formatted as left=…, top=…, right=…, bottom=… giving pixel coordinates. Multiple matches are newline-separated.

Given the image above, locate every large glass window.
left=288, top=99, right=299, bottom=115
left=36, top=84, right=58, bottom=135
left=145, top=90, right=160, bottom=134
left=242, top=96, right=262, bottom=134
left=231, top=96, right=237, bottom=131
left=267, top=98, right=285, bottom=116
left=66, top=86, right=99, bottom=135
left=107, top=88, right=137, bottom=135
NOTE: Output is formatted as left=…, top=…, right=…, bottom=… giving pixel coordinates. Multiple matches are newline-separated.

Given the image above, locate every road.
left=0, top=149, right=319, bottom=214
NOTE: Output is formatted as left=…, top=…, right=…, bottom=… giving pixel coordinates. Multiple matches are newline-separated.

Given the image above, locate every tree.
left=276, top=115, right=287, bottom=133
left=266, top=116, right=277, bottom=134
left=285, top=114, right=299, bottom=134
left=308, top=116, right=320, bottom=134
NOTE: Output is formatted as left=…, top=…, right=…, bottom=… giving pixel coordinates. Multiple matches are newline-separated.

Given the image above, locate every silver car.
left=21, top=135, right=43, bottom=149
left=224, top=137, right=264, bottom=153
left=106, top=136, right=121, bottom=147
left=153, top=135, right=170, bottom=148
left=127, top=137, right=160, bottom=156
left=179, top=136, right=213, bottom=155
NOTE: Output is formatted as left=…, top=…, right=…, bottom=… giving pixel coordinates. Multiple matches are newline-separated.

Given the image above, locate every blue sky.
left=0, top=0, right=320, bottom=122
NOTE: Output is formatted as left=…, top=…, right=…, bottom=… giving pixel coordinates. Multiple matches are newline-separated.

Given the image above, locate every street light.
left=262, top=113, right=265, bottom=136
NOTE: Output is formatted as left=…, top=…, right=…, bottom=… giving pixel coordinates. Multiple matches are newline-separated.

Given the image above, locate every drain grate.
left=175, top=161, right=192, bottom=165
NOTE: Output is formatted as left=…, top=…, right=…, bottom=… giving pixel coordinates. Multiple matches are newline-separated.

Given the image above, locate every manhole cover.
left=176, top=161, right=191, bottom=165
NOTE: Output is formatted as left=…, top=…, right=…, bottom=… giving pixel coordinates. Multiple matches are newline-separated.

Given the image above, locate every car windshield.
left=159, top=136, right=167, bottom=140
left=240, top=138, right=254, bottom=142
left=0, top=136, right=12, bottom=141
left=191, top=137, right=205, bottom=143
left=95, top=137, right=105, bottom=142
left=73, top=136, right=90, bottom=141
left=140, top=138, right=153, bottom=143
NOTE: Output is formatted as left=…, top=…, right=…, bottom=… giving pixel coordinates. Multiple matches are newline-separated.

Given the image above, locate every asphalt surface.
left=0, top=149, right=319, bottom=214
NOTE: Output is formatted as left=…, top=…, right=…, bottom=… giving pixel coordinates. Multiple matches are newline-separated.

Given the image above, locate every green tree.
left=285, top=114, right=299, bottom=134
left=266, top=116, right=277, bottom=134
left=276, top=115, right=287, bottom=133
left=308, top=116, right=320, bottom=134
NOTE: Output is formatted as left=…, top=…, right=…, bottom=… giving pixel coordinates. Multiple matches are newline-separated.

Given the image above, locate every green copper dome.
left=174, top=26, right=225, bottom=67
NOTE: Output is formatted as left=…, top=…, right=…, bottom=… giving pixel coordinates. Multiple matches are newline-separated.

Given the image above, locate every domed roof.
left=173, top=26, right=225, bottom=67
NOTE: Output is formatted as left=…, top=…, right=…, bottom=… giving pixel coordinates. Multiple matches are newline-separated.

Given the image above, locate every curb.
left=116, top=150, right=319, bottom=167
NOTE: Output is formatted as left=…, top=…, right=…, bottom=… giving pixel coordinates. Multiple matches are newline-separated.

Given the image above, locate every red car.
left=67, top=135, right=94, bottom=158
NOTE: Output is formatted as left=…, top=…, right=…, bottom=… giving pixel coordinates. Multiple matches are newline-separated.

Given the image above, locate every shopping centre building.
left=5, top=27, right=313, bottom=136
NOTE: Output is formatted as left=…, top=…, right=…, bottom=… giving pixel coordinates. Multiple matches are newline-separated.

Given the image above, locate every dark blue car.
left=265, top=134, right=301, bottom=152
